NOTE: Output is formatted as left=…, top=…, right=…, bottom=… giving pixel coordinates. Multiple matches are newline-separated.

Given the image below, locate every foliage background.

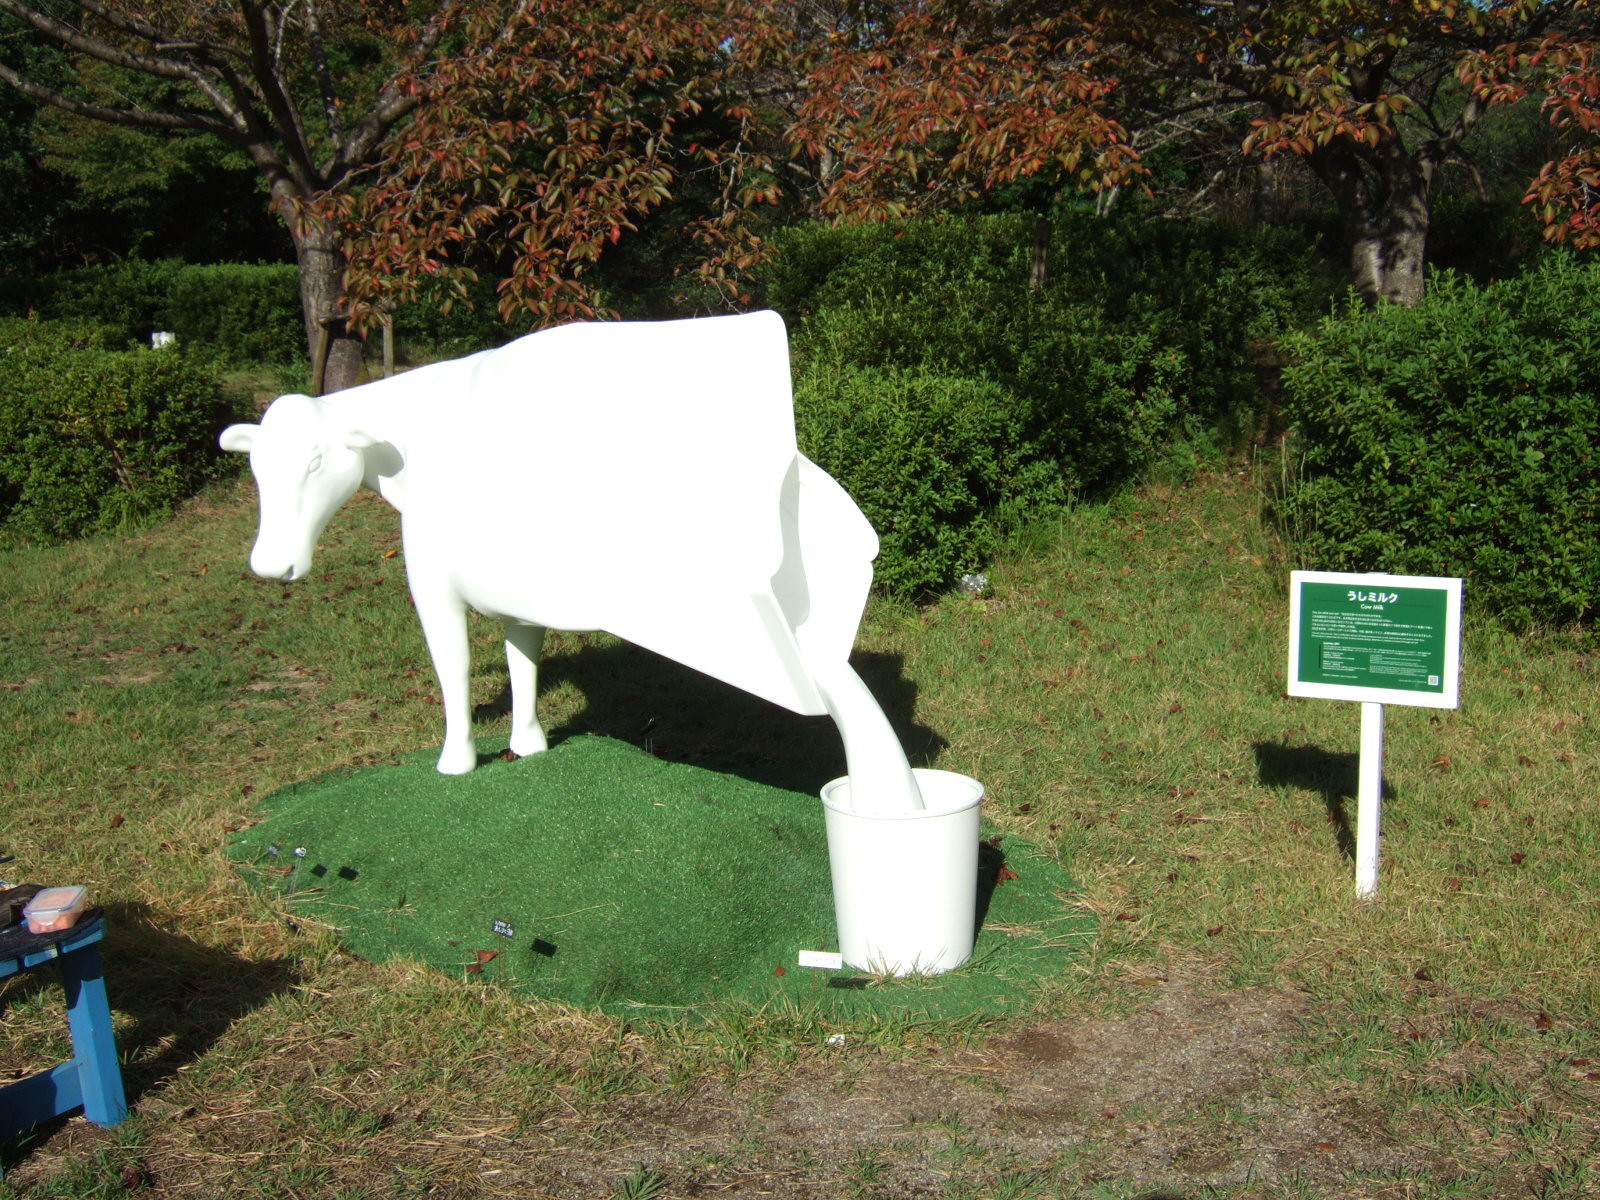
left=3, top=212, right=1597, bottom=630
left=769, top=213, right=1339, bottom=596
left=1276, top=254, right=1600, bottom=627
left=0, top=319, right=244, bottom=543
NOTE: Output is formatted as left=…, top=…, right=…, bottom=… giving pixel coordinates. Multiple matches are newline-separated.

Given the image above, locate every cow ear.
left=345, top=430, right=381, bottom=451
left=219, top=424, right=258, bottom=453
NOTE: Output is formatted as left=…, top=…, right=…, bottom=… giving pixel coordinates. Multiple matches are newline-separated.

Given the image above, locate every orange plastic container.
left=23, top=886, right=87, bottom=934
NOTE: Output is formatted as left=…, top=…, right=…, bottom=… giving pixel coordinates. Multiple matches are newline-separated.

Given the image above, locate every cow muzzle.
left=249, top=544, right=306, bottom=582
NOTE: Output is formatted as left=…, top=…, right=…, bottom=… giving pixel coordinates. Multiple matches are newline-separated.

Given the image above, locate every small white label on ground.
left=798, top=950, right=844, bottom=970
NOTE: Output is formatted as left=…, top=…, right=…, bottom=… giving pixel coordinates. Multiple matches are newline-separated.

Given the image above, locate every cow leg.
left=504, top=621, right=548, bottom=757
left=412, top=587, right=479, bottom=775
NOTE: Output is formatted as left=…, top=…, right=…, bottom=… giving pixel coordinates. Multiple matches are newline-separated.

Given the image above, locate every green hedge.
left=0, top=259, right=304, bottom=363
left=792, top=290, right=1185, bottom=497
left=3, top=259, right=185, bottom=346
left=1276, top=255, right=1600, bottom=627
left=0, top=259, right=526, bottom=367
left=166, top=263, right=303, bottom=363
left=0, top=319, right=245, bottom=542
left=796, top=366, right=1066, bottom=596
left=388, top=273, right=516, bottom=358
left=764, top=212, right=1333, bottom=595
left=765, top=212, right=1333, bottom=458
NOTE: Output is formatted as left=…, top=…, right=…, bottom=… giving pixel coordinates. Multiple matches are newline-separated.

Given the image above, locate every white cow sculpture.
left=221, top=311, right=925, bottom=816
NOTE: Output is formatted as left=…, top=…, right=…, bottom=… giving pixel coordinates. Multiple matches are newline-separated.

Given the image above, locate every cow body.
left=222, top=312, right=924, bottom=814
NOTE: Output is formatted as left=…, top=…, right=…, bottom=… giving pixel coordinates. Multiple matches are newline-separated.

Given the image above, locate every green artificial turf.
left=229, top=735, right=1092, bottom=1019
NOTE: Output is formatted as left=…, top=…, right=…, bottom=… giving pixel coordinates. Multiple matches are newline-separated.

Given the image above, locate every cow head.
left=220, top=394, right=379, bottom=581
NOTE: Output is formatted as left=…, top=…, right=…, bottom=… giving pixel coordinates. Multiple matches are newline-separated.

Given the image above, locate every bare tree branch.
left=0, top=0, right=477, bottom=390
left=0, top=58, right=233, bottom=136
left=235, top=0, right=318, bottom=188
left=332, top=0, right=462, bottom=172
left=304, top=0, right=342, bottom=144
left=0, top=0, right=265, bottom=138
left=0, top=0, right=195, bottom=81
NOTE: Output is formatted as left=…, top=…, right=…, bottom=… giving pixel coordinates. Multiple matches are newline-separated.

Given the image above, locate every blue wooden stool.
left=0, top=912, right=128, bottom=1150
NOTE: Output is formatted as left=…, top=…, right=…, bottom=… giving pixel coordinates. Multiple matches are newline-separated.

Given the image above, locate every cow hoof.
left=509, top=729, right=548, bottom=757
left=436, top=745, right=478, bottom=775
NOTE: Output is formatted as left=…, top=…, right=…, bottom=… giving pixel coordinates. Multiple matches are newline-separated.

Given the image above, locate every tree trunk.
left=290, top=217, right=364, bottom=395
left=1373, top=153, right=1430, bottom=306
left=1253, top=159, right=1280, bottom=225
left=1029, top=216, right=1051, bottom=292
left=1313, top=143, right=1431, bottom=307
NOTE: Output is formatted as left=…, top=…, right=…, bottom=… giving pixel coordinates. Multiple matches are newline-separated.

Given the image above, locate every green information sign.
left=1287, top=571, right=1462, bottom=709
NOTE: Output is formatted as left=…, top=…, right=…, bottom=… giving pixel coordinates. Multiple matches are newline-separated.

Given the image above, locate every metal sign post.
left=1356, top=701, right=1384, bottom=897
left=1287, top=572, right=1463, bottom=898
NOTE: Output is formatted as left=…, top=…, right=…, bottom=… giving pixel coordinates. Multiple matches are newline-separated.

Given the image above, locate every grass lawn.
left=1, top=465, right=1596, bottom=1198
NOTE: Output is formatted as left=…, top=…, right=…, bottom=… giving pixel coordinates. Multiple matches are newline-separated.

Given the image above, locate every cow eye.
left=307, top=454, right=323, bottom=476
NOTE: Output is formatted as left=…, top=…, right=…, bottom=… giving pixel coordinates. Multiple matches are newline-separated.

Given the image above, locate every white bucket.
left=820, top=768, right=984, bottom=975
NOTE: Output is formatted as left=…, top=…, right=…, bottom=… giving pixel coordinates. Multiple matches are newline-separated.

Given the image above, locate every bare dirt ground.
left=487, top=972, right=1440, bottom=1199
left=6, top=963, right=1556, bottom=1198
